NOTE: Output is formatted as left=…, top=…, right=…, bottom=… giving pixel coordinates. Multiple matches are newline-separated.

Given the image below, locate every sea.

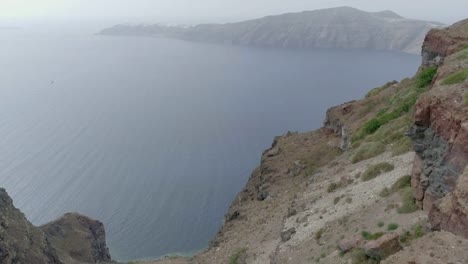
left=0, top=24, right=420, bottom=261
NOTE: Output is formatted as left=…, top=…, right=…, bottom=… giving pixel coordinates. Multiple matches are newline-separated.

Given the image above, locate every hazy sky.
left=1, top=0, right=467, bottom=24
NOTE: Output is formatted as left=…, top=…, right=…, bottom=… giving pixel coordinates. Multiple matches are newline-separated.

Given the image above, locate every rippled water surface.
left=0, top=28, right=420, bottom=260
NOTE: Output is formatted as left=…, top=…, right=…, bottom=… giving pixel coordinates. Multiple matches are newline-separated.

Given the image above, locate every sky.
left=0, top=0, right=467, bottom=25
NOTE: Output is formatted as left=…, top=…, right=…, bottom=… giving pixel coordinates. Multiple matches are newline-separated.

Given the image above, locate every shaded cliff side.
left=100, top=7, right=443, bottom=54
left=0, top=188, right=112, bottom=264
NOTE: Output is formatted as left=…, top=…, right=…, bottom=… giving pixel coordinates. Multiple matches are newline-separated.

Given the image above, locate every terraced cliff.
left=145, top=19, right=468, bottom=264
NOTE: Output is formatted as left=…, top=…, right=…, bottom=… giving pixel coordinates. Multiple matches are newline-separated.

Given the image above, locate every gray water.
left=0, top=28, right=420, bottom=261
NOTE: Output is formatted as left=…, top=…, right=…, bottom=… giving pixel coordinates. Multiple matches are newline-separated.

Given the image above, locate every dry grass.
left=361, top=162, right=394, bottom=181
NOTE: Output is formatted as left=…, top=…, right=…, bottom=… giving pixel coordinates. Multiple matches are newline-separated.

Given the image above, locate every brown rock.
left=338, top=236, right=362, bottom=252
left=363, top=233, right=401, bottom=260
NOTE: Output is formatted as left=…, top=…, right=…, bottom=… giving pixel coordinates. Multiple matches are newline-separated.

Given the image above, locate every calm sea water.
left=0, top=27, right=419, bottom=261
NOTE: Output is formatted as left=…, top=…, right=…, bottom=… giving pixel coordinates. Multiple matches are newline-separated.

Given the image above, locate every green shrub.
left=352, top=142, right=386, bottom=163
left=464, top=93, right=468, bottom=106
left=392, top=175, right=411, bottom=191
left=361, top=162, right=395, bottom=181
left=327, top=182, right=341, bottom=193
left=416, top=66, right=438, bottom=88
left=361, top=230, right=385, bottom=240
left=379, top=187, right=391, bottom=197
left=397, top=187, right=418, bottom=214
left=400, top=224, right=426, bottom=245
left=334, top=196, right=341, bottom=205
left=364, top=119, right=382, bottom=134
left=442, top=69, right=468, bottom=85
left=387, top=223, right=399, bottom=231
left=377, top=221, right=385, bottom=228
left=351, top=249, right=380, bottom=264
left=379, top=175, right=411, bottom=198
left=315, top=228, right=324, bottom=241
left=229, top=248, right=247, bottom=264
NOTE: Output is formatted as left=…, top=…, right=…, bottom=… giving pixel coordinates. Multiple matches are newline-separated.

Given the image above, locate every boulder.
left=338, top=236, right=362, bottom=253
left=363, top=233, right=401, bottom=260
left=280, top=228, right=296, bottom=242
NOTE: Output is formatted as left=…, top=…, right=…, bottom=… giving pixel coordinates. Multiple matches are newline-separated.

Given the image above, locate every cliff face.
left=409, top=19, right=468, bottom=237
left=100, top=7, right=443, bottom=54
left=41, top=213, right=112, bottom=264
left=0, top=188, right=112, bottom=264
left=0, top=188, right=60, bottom=264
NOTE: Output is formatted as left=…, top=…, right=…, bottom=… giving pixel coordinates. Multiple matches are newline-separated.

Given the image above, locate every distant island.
left=99, top=6, right=444, bottom=54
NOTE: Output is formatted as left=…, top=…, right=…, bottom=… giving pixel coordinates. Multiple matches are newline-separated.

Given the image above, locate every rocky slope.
left=143, top=19, right=468, bottom=264
left=0, top=188, right=112, bottom=264
left=100, top=6, right=443, bottom=54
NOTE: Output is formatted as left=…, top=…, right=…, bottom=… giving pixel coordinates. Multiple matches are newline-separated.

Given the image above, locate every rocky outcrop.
left=409, top=19, right=468, bottom=237
left=0, top=188, right=112, bottom=264
left=0, top=188, right=60, bottom=264
left=429, top=167, right=468, bottom=238
left=422, top=19, right=468, bottom=66
left=100, top=7, right=443, bottom=54
left=363, top=233, right=401, bottom=260
left=323, top=101, right=355, bottom=150
left=41, top=213, right=112, bottom=264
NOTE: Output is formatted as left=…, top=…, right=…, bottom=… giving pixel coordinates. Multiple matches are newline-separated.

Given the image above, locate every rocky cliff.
left=409, top=18, right=468, bottom=237
left=0, top=188, right=112, bottom=264
left=100, top=7, right=443, bottom=54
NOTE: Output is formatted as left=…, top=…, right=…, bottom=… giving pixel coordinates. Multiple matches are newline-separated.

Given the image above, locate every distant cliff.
left=100, top=6, right=444, bottom=54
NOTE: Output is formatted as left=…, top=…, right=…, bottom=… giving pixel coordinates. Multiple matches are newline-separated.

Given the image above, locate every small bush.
left=315, top=228, right=324, bottom=241
left=346, top=197, right=353, bottom=204
left=229, top=248, right=247, bottom=264
left=379, top=187, right=391, bottom=197
left=364, top=119, right=382, bottom=134
left=327, top=182, right=341, bottom=193
left=442, top=69, right=468, bottom=85
left=361, top=231, right=385, bottom=240
left=379, top=176, right=411, bottom=198
left=397, top=187, right=418, bottom=214
left=361, top=162, right=395, bottom=181
left=464, top=93, right=468, bottom=106
left=387, top=223, right=399, bottom=231
left=377, top=221, right=385, bottom=228
left=392, top=175, right=411, bottom=191
left=400, top=224, right=426, bottom=245
left=334, top=196, right=341, bottom=205
left=352, top=142, right=386, bottom=163
left=416, top=66, right=438, bottom=88
left=351, top=249, right=380, bottom=264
